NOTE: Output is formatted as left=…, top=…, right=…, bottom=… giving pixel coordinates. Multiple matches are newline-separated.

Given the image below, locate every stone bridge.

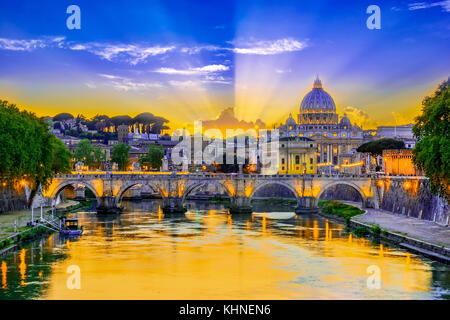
left=43, top=172, right=385, bottom=214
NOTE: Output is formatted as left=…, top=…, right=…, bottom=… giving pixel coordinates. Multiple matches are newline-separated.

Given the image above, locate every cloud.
left=230, top=38, right=307, bottom=55
left=408, top=1, right=450, bottom=12
left=180, top=45, right=222, bottom=54
left=154, top=64, right=229, bottom=75
left=0, top=36, right=65, bottom=51
left=168, top=80, right=204, bottom=89
left=99, top=74, right=163, bottom=91
left=72, top=42, right=175, bottom=65
left=343, top=106, right=378, bottom=129
left=0, top=36, right=174, bottom=65
left=202, top=107, right=266, bottom=132
left=275, top=68, right=292, bottom=74
left=202, top=75, right=232, bottom=84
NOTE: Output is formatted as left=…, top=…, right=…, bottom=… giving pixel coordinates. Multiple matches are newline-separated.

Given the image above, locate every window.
left=281, top=158, right=285, bottom=164
left=295, top=155, right=300, bottom=164
left=310, top=158, right=313, bottom=164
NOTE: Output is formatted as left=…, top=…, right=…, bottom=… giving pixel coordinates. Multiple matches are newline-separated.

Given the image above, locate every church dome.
left=285, top=113, right=296, bottom=127
left=339, top=114, right=352, bottom=127
left=300, top=77, right=336, bottom=112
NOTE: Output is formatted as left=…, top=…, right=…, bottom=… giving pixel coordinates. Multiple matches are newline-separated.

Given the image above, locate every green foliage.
left=111, top=143, right=131, bottom=171
left=0, top=238, right=12, bottom=250
left=0, top=100, right=54, bottom=190
left=139, top=144, right=164, bottom=170
left=412, top=78, right=450, bottom=201
left=50, top=136, right=72, bottom=174
left=353, top=226, right=369, bottom=237
left=381, top=229, right=388, bottom=237
left=370, top=224, right=381, bottom=236
left=73, top=139, right=106, bottom=169
left=318, top=200, right=365, bottom=220
left=356, top=138, right=405, bottom=156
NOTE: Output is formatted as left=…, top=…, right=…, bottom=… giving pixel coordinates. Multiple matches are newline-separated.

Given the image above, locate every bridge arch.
left=316, top=181, right=367, bottom=205
left=114, top=181, right=166, bottom=206
left=249, top=180, right=300, bottom=200
left=181, top=180, right=233, bottom=204
left=50, top=180, right=101, bottom=204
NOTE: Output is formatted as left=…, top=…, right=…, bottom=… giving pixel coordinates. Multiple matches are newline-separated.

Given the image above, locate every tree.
left=110, top=115, right=132, bottom=132
left=357, top=138, right=405, bottom=156
left=0, top=100, right=55, bottom=205
left=50, top=136, right=72, bottom=174
left=73, top=139, right=105, bottom=169
left=53, top=113, right=74, bottom=122
left=412, top=78, right=450, bottom=201
left=139, top=144, right=164, bottom=170
left=111, top=143, right=130, bottom=171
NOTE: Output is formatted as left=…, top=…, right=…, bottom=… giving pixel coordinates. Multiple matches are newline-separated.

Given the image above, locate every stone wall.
left=0, top=185, right=28, bottom=212
left=381, top=177, right=449, bottom=226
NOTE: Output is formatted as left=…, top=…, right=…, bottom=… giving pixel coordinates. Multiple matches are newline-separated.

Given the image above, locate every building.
left=382, top=149, right=422, bottom=176
left=376, top=124, right=415, bottom=148
left=117, top=124, right=129, bottom=143
left=278, top=137, right=317, bottom=174
left=278, top=77, right=364, bottom=173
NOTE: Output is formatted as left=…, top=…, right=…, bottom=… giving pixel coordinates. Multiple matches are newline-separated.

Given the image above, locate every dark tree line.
left=52, top=112, right=170, bottom=135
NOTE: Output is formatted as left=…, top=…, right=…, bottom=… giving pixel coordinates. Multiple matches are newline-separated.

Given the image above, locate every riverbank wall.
left=0, top=185, right=28, bottom=213
left=380, top=177, right=449, bottom=226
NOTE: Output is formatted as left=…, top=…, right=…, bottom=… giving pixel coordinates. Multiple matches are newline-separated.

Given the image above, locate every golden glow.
left=1, top=261, right=7, bottom=289
left=245, top=184, right=253, bottom=198
left=2, top=210, right=432, bottom=299
left=341, top=160, right=364, bottom=168
left=19, top=249, right=26, bottom=286
left=404, top=181, right=411, bottom=190
left=377, top=180, right=384, bottom=187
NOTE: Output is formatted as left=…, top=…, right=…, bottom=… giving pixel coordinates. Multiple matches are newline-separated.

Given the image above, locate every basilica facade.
left=278, top=77, right=364, bottom=172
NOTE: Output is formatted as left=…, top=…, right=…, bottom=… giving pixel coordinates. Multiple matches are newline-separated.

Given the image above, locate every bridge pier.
left=97, top=196, right=122, bottom=214
left=162, top=197, right=186, bottom=214
left=295, top=197, right=319, bottom=214
left=229, top=196, right=253, bottom=214
left=74, top=186, right=85, bottom=201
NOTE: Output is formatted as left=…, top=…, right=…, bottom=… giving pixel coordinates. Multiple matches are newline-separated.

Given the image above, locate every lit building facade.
left=278, top=137, right=317, bottom=174
left=279, top=77, right=363, bottom=173
left=382, top=149, right=422, bottom=176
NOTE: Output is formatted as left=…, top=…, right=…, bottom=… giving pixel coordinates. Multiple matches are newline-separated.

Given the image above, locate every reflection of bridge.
left=43, top=172, right=385, bottom=214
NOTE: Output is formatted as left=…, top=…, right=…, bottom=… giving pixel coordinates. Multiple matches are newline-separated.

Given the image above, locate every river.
left=0, top=200, right=449, bottom=299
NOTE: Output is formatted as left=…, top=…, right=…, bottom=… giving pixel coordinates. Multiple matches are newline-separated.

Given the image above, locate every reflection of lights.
left=1, top=261, right=7, bottom=289
left=19, top=249, right=26, bottom=286
left=404, top=181, right=411, bottom=190
left=377, top=181, right=384, bottom=187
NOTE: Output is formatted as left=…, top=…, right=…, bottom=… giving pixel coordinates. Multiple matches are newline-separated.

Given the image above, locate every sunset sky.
left=0, top=0, right=449, bottom=130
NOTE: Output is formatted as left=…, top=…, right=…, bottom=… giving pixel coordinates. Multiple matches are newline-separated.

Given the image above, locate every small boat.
left=60, top=219, right=84, bottom=236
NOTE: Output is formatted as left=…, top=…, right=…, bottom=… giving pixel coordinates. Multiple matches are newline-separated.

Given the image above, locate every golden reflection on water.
left=1, top=205, right=447, bottom=300
left=19, top=249, right=26, bottom=286
left=1, top=261, right=7, bottom=289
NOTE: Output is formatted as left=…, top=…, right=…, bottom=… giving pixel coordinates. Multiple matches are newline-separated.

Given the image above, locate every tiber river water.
left=0, top=200, right=449, bottom=300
